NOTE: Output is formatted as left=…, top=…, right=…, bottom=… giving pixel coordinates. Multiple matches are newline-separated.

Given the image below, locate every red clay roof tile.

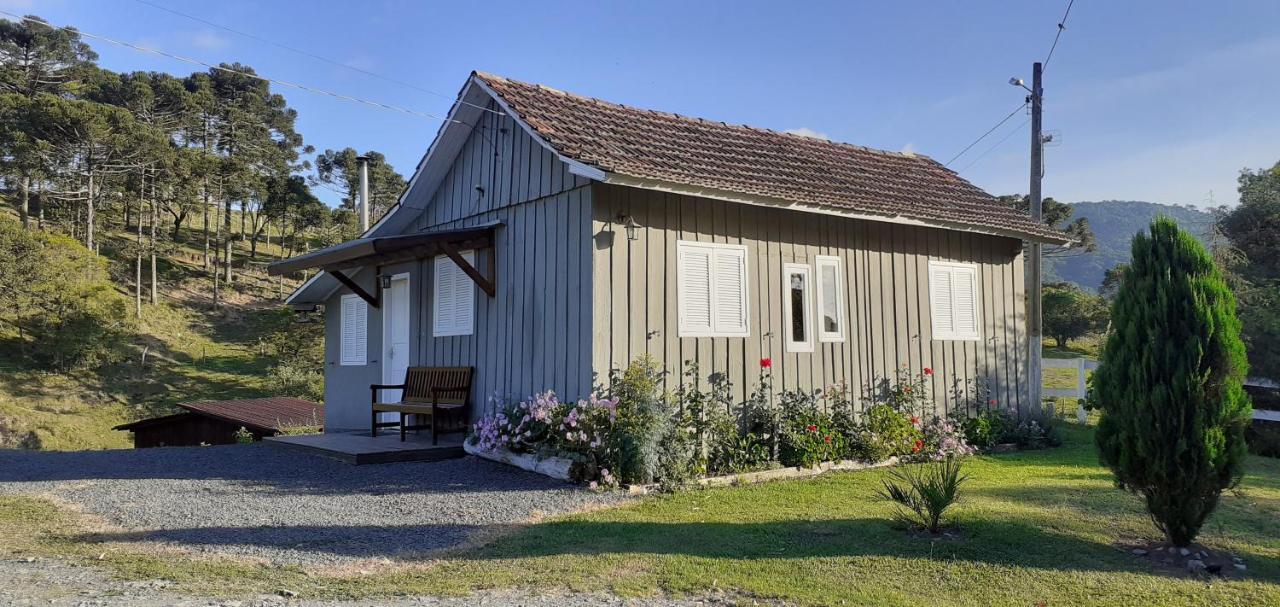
left=475, top=72, right=1065, bottom=243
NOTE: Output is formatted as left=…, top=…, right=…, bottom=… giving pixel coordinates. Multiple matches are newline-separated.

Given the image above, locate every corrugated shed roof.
left=476, top=72, right=1065, bottom=242
left=176, top=397, right=323, bottom=432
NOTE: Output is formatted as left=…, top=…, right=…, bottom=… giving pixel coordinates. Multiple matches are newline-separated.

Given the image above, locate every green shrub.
left=233, top=427, right=254, bottom=444
left=0, top=218, right=135, bottom=370
left=879, top=457, right=968, bottom=533
left=606, top=356, right=667, bottom=485
left=858, top=404, right=921, bottom=462
left=1094, top=217, right=1253, bottom=547
left=1247, top=421, right=1280, bottom=458
left=265, top=361, right=324, bottom=402
left=952, top=406, right=1015, bottom=449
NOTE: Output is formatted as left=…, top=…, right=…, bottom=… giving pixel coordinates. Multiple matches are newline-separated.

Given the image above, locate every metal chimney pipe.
left=356, top=154, right=370, bottom=232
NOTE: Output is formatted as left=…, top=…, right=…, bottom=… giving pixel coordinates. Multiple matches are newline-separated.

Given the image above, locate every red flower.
left=912, top=439, right=924, bottom=453
left=824, top=435, right=832, bottom=444
left=910, top=415, right=920, bottom=425
left=923, top=367, right=934, bottom=376
left=904, top=386, right=912, bottom=393
left=807, top=424, right=818, bottom=433
left=989, top=399, right=999, bottom=407
left=759, top=358, right=772, bottom=369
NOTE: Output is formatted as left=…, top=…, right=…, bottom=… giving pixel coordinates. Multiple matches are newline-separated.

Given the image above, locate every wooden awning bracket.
left=440, top=242, right=496, bottom=297
left=331, top=270, right=380, bottom=309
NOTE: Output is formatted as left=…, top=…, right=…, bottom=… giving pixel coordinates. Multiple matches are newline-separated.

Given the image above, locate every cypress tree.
left=1094, top=217, right=1252, bottom=546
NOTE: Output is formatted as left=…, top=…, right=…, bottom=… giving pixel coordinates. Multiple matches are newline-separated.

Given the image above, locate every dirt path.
left=0, top=556, right=751, bottom=606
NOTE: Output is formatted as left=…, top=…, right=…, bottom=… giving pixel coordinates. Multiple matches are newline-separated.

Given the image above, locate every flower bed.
left=466, top=357, right=1061, bottom=490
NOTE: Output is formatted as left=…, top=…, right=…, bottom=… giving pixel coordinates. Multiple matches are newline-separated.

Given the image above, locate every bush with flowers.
left=468, top=357, right=1051, bottom=489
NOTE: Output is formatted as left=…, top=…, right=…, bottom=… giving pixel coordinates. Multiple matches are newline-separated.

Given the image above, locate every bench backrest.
left=401, top=366, right=473, bottom=406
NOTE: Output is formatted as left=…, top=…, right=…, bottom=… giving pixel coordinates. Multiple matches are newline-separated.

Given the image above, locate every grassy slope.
left=2, top=426, right=1277, bottom=605
left=0, top=212, right=302, bottom=450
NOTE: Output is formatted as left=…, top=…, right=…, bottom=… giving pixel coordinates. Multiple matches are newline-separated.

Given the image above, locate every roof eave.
left=597, top=172, right=1072, bottom=245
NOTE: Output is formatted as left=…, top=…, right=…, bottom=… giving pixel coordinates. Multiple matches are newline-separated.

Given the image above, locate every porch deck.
left=264, top=431, right=466, bottom=465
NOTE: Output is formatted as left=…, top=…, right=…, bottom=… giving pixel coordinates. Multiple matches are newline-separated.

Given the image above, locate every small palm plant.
left=878, top=456, right=968, bottom=533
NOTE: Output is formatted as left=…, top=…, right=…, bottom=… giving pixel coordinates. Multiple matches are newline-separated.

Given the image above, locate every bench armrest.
left=370, top=383, right=406, bottom=390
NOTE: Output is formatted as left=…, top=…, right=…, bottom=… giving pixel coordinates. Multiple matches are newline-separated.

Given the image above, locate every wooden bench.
left=370, top=366, right=473, bottom=443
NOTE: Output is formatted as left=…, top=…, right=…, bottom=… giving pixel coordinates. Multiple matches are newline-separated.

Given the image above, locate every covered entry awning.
left=269, top=222, right=500, bottom=308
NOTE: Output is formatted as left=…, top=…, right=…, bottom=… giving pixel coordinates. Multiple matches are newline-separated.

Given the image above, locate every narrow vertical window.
left=783, top=263, right=813, bottom=352
left=815, top=255, right=845, bottom=342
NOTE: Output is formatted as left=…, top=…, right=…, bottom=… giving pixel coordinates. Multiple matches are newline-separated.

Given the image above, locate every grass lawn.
left=2, top=425, right=1278, bottom=605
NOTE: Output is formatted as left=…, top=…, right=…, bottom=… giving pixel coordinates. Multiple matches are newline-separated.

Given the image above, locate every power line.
left=1043, top=0, right=1076, bottom=71
left=943, top=102, right=1027, bottom=167
left=0, top=11, right=464, bottom=125
left=957, top=117, right=1029, bottom=173
left=128, top=0, right=502, bottom=117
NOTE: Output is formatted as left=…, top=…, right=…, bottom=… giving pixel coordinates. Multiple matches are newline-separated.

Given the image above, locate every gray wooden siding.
left=590, top=183, right=1030, bottom=417
left=322, top=99, right=594, bottom=428
left=410, top=98, right=592, bottom=231
left=413, top=188, right=593, bottom=415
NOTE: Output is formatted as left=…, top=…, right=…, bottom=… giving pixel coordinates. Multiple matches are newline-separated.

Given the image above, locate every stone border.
left=623, top=456, right=901, bottom=495
left=464, top=440, right=900, bottom=492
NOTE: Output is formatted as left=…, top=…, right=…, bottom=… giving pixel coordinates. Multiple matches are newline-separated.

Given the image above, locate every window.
left=783, top=263, right=813, bottom=352
left=433, top=251, right=476, bottom=337
left=929, top=261, right=980, bottom=341
left=815, top=255, right=845, bottom=342
left=339, top=293, right=367, bottom=365
left=677, top=241, right=749, bottom=337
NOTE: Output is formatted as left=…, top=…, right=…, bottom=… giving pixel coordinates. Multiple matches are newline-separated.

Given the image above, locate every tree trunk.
left=224, top=196, right=233, bottom=283
left=19, top=175, right=30, bottom=228
left=212, top=181, right=222, bottom=309
left=202, top=178, right=211, bottom=269
left=150, top=177, right=158, bottom=306
left=36, top=180, right=44, bottom=229
left=135, top=178, right=144, bottom=320
left=85, top=169, right=96, bottom=252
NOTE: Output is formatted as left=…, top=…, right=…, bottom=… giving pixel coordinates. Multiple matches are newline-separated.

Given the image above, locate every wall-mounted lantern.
left=380, top=274, right=392, bottom=290
left=617, top=213, right=640, bottom=241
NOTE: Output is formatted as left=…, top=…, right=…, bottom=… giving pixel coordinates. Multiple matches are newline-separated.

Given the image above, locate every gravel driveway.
left=0, top=443, right=627, bottom=566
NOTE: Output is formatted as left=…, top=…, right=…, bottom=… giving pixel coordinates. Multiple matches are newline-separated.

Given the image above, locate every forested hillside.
left=1047, top=200, right=1213, bottom=290
left=0, top=15, right=406, bottom=449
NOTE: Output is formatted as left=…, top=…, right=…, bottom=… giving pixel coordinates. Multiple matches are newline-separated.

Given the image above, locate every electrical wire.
left=128, top=0, right=503, bottom=116
left=957, top=117, right=1028, bottom=173
left=1043, top=0, right=1076, bottom=71
left=943, top=102, right=1027, bottom=167
left=0, top=11, right=464, bottom=125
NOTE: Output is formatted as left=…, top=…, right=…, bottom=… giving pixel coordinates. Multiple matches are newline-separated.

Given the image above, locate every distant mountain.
left=1047, top=201, right=1214, bottom=290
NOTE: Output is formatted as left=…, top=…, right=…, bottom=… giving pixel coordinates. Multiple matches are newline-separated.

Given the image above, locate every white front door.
left=381, top=274, right=411, bottom=420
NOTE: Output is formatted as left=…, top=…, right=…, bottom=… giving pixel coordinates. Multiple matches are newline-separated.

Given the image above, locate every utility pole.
left=356, top=154, right=371, bottom=233
left=1027, top=61, right=1045, bottom=411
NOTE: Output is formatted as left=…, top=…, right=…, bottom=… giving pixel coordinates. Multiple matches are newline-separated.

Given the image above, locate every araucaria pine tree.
left=1093, top=217, right=1252, bottom=547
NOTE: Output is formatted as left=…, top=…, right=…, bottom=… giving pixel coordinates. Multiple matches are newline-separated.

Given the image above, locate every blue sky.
left=7, top=0, right=1279, bottom=208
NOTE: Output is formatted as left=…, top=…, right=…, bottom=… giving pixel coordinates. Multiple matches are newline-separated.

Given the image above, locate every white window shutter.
left=678, top=245, right=713, bottom=336
left=340, top=294, right=367, bottom=365
left=930, top=266, right=954, bottom=337
left=433, top=252, right=475, bottom=337
left=711, top=248, right=748, bottom=335
left=952, top=267, right=977, bottom=337
left=930, top=262, right=979, bottom=341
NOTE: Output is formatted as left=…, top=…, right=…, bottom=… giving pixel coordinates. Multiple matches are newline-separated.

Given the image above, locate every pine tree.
left=1093, top=217, right=1252, bottom=547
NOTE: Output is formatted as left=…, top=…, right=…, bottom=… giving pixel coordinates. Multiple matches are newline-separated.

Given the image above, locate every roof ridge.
left=473, top=71, right=934, bottom=163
